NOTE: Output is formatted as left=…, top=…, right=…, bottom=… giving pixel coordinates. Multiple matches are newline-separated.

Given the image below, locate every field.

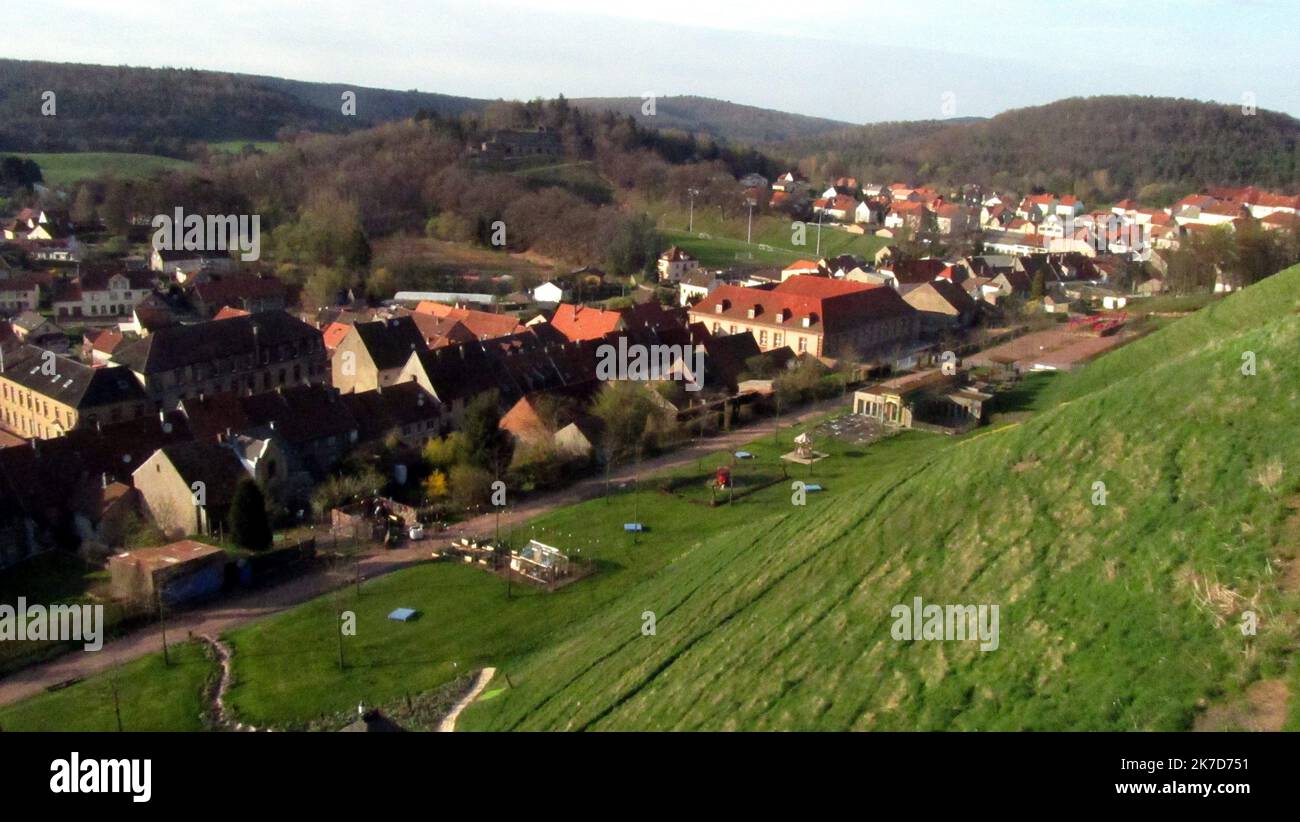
left=16, top=152, right=192, bottom=186
left=642, top=194, right=890, bottom=269
left=0, top=641, right=213, bottom=732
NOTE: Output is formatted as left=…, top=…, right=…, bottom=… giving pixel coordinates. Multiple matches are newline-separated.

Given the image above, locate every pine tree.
left=228, top=479, right=272, bottom=552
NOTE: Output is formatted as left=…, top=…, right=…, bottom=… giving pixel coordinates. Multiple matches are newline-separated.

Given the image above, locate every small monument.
left=781, top=431, right=828, bottom=465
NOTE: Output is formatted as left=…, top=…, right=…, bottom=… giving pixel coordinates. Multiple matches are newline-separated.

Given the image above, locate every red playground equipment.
left=715, top=465, right=732, bottom=489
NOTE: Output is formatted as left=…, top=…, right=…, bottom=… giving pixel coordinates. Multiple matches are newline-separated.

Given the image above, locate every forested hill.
left=780, top=96, right=1300, bottom=201
left=0, top=59, right=490, bottom=156
left=570, top=95, right=852, bottom=145
left=0, top=60, right=847, bottom=156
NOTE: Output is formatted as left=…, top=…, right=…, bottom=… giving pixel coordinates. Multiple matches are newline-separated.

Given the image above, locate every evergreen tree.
left=229, top=479, right=273, bottom=552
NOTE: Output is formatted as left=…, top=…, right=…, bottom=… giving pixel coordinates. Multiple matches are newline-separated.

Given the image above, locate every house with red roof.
left=547, top=303, right=626, bottom=342
left=885, top=201, right=933, bottom=231
left=687, top=275, right=918, bottom=359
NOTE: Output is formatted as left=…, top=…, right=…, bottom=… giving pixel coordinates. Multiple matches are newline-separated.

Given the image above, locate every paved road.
left=0, top=398, right=844, bottom=708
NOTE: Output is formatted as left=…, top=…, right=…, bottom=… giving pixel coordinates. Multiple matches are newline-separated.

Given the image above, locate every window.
left=798, top=338, right=807, bottom=353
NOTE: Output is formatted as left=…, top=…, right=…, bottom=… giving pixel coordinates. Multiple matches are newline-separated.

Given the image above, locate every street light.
left=687, top=187, right=700, bottom=233
left=745, top=198, right=757, bottom=245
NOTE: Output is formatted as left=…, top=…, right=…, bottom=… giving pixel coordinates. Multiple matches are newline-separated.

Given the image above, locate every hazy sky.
left=5, top=0, right=1298, bottom=122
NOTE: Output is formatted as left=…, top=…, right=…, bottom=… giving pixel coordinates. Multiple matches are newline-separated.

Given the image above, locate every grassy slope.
left=18, top=152, right=192, bottom=186
left=463, top=265, right=1300, bottom=730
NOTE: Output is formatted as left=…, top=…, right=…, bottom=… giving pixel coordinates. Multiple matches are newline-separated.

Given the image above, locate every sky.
left=4, top=0, right=1298, bottom=122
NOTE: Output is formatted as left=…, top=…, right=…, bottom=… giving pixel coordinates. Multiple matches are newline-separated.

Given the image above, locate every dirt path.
left=437, top=667, right=497, bottom=732
left=0, top=398, right=843, bottom=708
left=198, top=634, right=262, bottom=732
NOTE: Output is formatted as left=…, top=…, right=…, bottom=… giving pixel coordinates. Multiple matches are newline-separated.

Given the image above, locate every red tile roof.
left=214, top=306, right=251, bottom=320
left=692, top=276, right=914, bottom=334
left=548, top=303, right=625, bottom=341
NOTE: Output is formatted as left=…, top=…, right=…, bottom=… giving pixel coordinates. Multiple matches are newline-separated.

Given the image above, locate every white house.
left=53, top=270, right=154, bottom=321
left=532, top=281, right=568, bottom=304
left=657, top=246, right=699, bottom=283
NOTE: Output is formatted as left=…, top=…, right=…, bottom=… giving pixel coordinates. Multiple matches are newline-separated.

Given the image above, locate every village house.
left=0, top=347, right=148, bottom=439
left=341, top=381, right=445, bottom=447
left=189, top=273, right=288, bottom=317
left=83, top=327, right=126, bottom=366
left=52, top=269, right=155, bottom=321
left=331, top=316, right=431, bottom=394
left=657, top=246, right=699, bottom=283
left=852, top=369, right=990, bottom=433
left=133, top=440, right=248, bottom=538
left=687, top=275, right=919, bottom=359
left=149, top=248, right=238, bottom=277
left=547, top=303, right=626, bottom=342
left=10, top=311, right=68, bottom=352
left=532, top=280, right=569, bottom=304
left=110, top=310, right=327, bottom=409
left=885, top=201, right=933, bottom=231
left=411, top=301, right=526, bottom=340
left=677, top=269, right=728, bottom=306
left=901, top=279, right=978, bottom=335
left=0, top=274, right=42, bottom=314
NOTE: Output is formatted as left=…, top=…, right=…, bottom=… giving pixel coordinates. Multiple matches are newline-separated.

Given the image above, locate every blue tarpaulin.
left=388, top=608, right=418, bottom=622
left=734, top=451, right=754, bottom=459
left=623, top=523, right=644, bottom=532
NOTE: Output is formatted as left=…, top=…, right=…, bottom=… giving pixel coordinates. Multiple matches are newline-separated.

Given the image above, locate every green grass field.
left=645, top=193, right=890, bottom=269
left=15, top=152, right=192, bottom=186
left=0, top=641, right=213, bottom=732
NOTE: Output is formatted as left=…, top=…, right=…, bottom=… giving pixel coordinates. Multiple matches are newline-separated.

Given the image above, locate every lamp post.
left=687, top=187, right=700, bottom=233
left=815, top=209, right=825, bottom=257
left=746, top=198, right=757, bottom=245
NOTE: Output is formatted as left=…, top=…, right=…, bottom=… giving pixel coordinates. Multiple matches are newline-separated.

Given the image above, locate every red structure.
left=715, top=466, right=731, bottom=489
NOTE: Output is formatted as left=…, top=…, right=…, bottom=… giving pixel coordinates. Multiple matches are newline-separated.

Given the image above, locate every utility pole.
left=687, top=187, right=700, bottom=233
left=156, top=586, right=170, bottom=667
left=336, top=595, right=346, bottom=672
left=632, top=444, right=642, bottom=546
left=773, top=393, right=782, bottom=446
left=111, top=676, right=123, bottom=732
left=506, top=519, right=514, bottom=600
left=815, top=210, right=825, bottom=257
left=746, top=198, right=757, bottom=245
